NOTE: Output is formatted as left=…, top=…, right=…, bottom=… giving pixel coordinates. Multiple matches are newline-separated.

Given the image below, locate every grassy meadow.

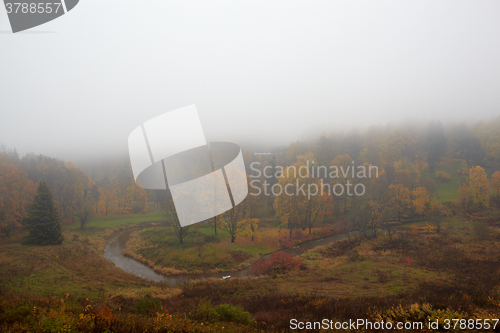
left=3, top=211, right=500, bottom=332
left=123, top=222, right=281, bottom=274
left=0, top=212, right=179, bottom=300
left=2, top=174, right=500, bottom=331
left=423, top=159, right=498, bottom=203
left=0, top=202, right=500, bottom=332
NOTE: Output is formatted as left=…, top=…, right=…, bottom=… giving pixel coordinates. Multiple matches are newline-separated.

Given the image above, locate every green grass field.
left=62, top=210, right=168, bottom=243
left=68, top=210, right=166, bottom=230
left=421, top=160, right=466, bottom=203
left=126, top=223, right=279, bottom=273
left=422, top=159, right=498, bottom=203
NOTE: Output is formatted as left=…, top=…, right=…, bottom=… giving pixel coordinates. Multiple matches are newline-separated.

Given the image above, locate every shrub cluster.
left=435, top=170, right=452, bottom=182
left=315, top=226, right=337, bottom=238
left=278, top=230, right=313, bottom=249
left=277, top=227, right=338, bottom=249
left=319, top=239, right=358, bottom=258
left=0, top=292, right=258, bottom=333
left=189, top=300, right=254, bottom=326
left=229, top=250, right=253, bottom=263
left=250, top=252, right=303, bottom=276
left=277, top=235, right=294, bottom=249
left=133, top=297, right=161, bottom=315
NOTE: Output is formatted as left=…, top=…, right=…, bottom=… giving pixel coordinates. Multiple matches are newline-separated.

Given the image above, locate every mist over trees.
left=0, top=154, right=35, bottom=237
left=0, top=150, right=148, bottom=235
left=2, top=115, right=500, bottom=333
left=427, top=121, right=447, bottom=170
left=245, top=116, right=500, bottom=238
left=0, top=116, right=499, bottom=243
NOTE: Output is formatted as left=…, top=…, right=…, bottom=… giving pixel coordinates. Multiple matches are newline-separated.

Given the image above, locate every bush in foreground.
left=0, top=292, right=258, bottom=333
left=189, top=300, right=254, bottom=326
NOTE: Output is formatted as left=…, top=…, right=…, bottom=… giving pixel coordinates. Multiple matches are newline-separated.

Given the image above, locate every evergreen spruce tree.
left=22, top=182, right=63, bottom=245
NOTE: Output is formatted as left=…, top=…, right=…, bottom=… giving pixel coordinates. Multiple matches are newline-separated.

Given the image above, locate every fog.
left=1, top=0, right=499, bottom=162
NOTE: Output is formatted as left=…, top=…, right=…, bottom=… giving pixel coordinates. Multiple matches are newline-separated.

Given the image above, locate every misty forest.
left=1, top=117, right=500, bottom=332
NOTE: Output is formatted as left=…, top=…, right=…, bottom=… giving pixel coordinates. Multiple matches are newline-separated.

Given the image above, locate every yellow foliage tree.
left=98, top=185, right=117, bottom=216
left=468, top=166, right=490, bottom=209
left=274, top=162, right=328, bottom=236
left=491, top=171, right=500, bottom=197
left=124, top=180, right=148, bottom=214
left=387, top=183, right=411, bottom=222
left=273, top=168, right=301, bottom=238
left=412, top=187, right=430, bottom=216
left=239, top=218, right=260, bottom=241
left=457, top=183, right=474, bottom=211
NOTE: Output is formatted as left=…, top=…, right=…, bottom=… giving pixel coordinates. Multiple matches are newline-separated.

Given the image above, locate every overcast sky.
left=1, top=0, right=499, bottom=162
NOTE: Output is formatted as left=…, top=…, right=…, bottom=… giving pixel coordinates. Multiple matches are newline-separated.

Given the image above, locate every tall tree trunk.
left=213, top=215, right=217, bottom=236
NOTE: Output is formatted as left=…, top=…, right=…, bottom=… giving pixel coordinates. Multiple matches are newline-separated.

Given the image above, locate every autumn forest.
left=1, top=116, right=500, bottom=332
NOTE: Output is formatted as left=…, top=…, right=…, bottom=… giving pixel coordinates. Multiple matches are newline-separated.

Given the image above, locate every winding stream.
left=103, top=227, right=352, bottom=286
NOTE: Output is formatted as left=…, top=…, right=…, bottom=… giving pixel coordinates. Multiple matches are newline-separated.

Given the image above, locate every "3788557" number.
left=5, top=2, right=62, bottom=14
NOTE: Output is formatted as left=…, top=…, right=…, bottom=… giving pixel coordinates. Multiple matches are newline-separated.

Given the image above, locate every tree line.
left=0, top=150, right=147, bottom=236
left=1, top=116, right=499, bottom=242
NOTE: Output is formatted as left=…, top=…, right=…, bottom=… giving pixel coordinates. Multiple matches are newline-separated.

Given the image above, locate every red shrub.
left=278, top=236, right=294, bottom=249
left=278, top=230, right=314, bottom=249
left=293, top=230, right=313, bottom=243
left=314, top=226, right=336, bottom=239
left=250, top=252, right=303, bottom=276
left=335, top=219, right=349, bottom=234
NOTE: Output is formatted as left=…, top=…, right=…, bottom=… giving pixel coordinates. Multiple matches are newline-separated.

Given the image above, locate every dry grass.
left=269, top=231, right=489, bottom=299
left=108, top=285, right=182, bottom=300
left=3, top=213, right=500, bottom=332
left=0, top=229, right=178, bottom=300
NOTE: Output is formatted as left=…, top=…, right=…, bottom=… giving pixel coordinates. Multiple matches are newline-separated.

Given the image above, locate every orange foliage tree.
left=0, top=158, right=36, bottom=236
left=124, top=180, right=148, bottom=214
left=491, top=171, right=500, bottom=197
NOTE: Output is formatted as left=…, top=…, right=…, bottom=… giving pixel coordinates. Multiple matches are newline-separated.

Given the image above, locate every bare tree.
left=430, top=201, right=443, bottom=233
left=220, top=200, right=248, bottom=243
left=161, top=190, right=189, bottom=245
left=69, top=173, right=95, bottom=229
